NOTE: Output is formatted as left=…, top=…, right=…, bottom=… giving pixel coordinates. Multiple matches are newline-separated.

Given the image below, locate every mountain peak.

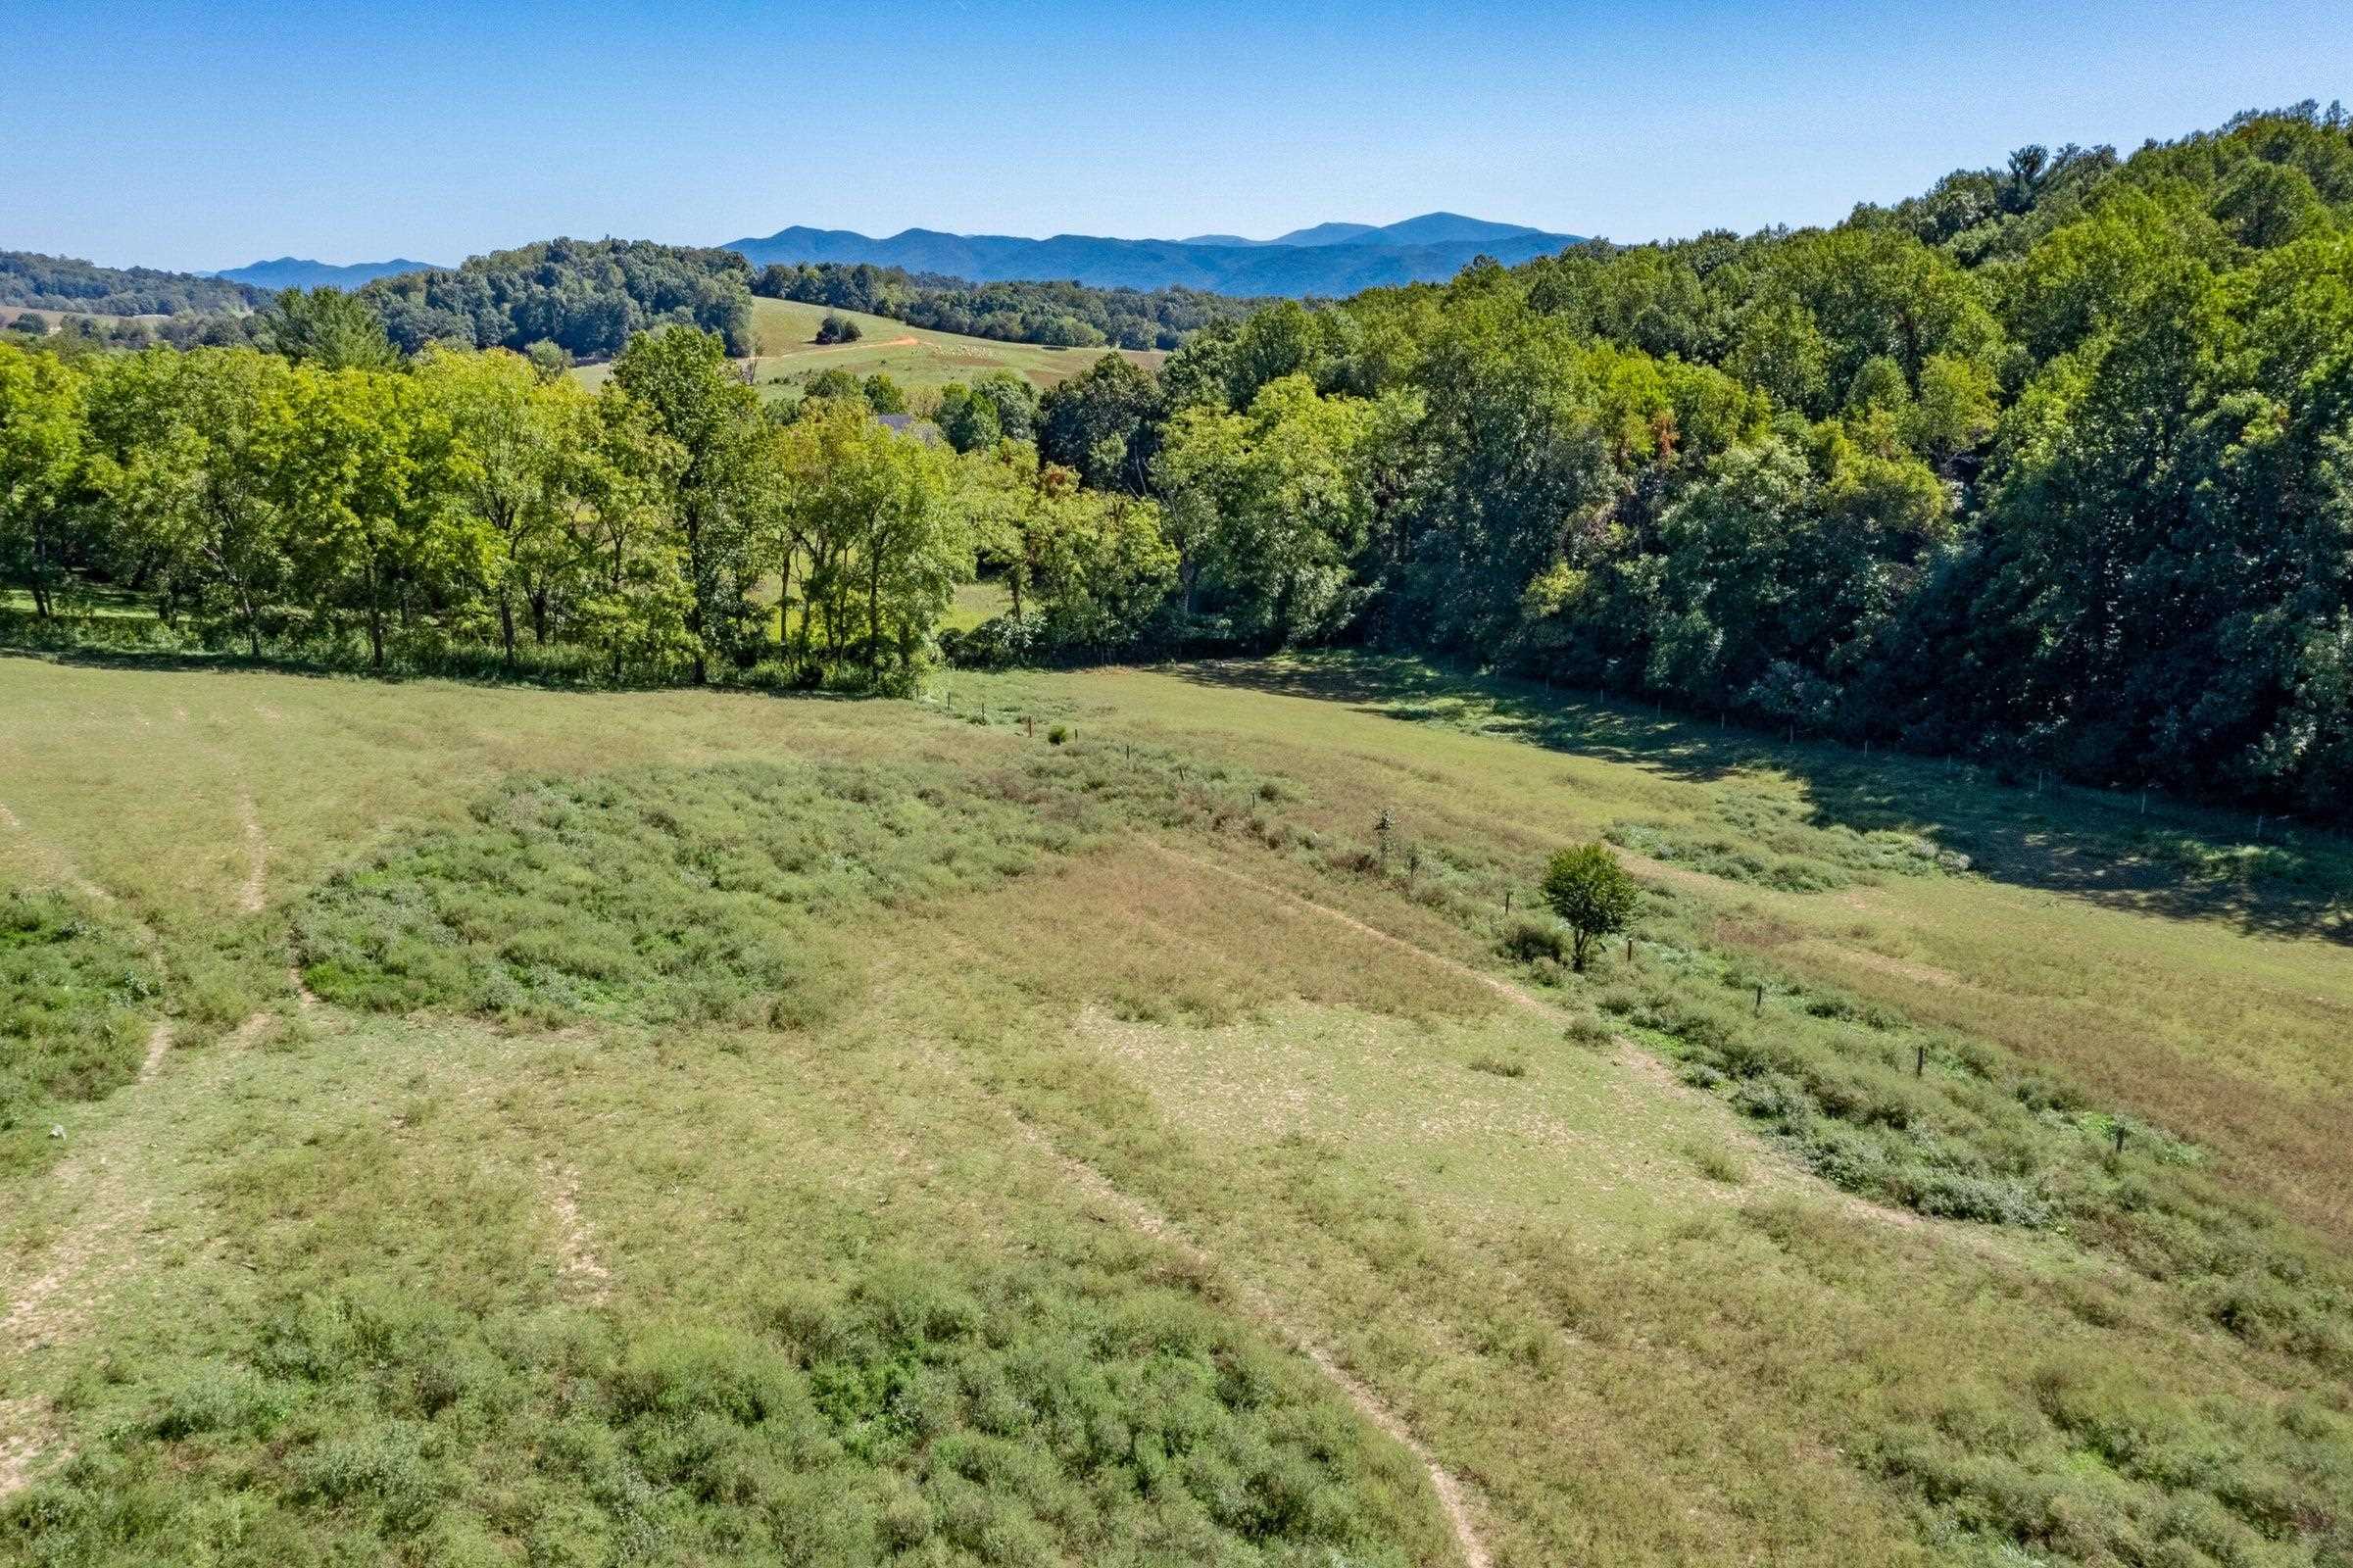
left=213, top=257, right=442, bottom=289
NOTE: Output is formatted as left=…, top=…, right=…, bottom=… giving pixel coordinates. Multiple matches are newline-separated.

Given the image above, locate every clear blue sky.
left=7, top=0, right=2346, bottom=271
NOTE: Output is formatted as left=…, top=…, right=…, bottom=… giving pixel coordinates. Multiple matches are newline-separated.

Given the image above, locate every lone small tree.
left=1541, top=843, right=1640, bottom=973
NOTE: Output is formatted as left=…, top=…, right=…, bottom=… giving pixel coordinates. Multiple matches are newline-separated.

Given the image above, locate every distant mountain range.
left=8, top=214, right=1578, bottom=319
left=720, top=213, right=1582, bottom=296
left=210, top=257, right=444, bottom=290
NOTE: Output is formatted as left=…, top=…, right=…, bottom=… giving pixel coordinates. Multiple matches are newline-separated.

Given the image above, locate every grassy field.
left=3, top=648, right=2350, bottom=1566
left=576, top=299, right=1163, bottom=405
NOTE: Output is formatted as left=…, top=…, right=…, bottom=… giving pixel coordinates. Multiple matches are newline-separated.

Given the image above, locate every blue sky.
left=8, top=0, right=2347, bottom=271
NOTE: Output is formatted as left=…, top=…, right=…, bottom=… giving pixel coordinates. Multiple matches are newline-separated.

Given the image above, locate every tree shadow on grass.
left=1172, top=654, right=2353, bottom=946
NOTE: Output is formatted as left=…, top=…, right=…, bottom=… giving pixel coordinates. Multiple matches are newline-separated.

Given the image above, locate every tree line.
left=0, top=307, right=1167, bottom=693
left=4, top=238, right=762, bottom=364
left=751, top=262, right=1266, bottom=350
left=0, top=249, right=261, bottom=317
left=7, top=105, right=2352, bottom=810
left=972, top=103, right=2351, bottom=814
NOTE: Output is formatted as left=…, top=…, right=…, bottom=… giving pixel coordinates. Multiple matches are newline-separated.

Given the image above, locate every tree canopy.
left=10, top=104, right=2353, bottom=811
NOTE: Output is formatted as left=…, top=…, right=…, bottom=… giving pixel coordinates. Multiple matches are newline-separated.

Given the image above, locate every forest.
left=751, top=262, right=1268, bottom=349
left=5, top=105, right=2353, bottom=813
left=354, top=237, right=756, bottom=358
left=0, top=250, right=260, bottom=317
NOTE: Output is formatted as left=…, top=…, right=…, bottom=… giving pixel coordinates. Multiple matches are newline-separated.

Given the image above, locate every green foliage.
left=0, top=341, right=87, bottom=617
left=770, top=394, right=971, bottom=682
left=1153, top=374, right=1387, bottom=647
left=932, top=374, right=1047, bottom=456
left=934, top=379, right=1002, bottom=453
left=754, top=260, right=1263, bottom=351
left=261, top=287, right=398, bottom=370
left=0, top=247, right=258, bottom=316
left=1539, top=843, right=1639, bottom=971
left=950, top=105, right=2353, bottom=814
left=954, top=444, right=1177, bottom=663
left=16, top=104, right=2353, bottom=813
left=1037, top=354, right=1160, bottom=493
left=3, top=1246, right=1441, bottom=1567
left=0, top=889, right=157, bottom=1148
left=295, top=760, right=1071, bottom=1025
left=814, top=310, right=861, bottom=345
left=611, top=326, right=772, bottom=681
left=359, top=236, right=755, bottom=359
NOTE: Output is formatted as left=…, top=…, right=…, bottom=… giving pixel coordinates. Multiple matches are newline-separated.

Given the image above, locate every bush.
left=1562, top=1015, right=1616, bottom=1051
left=1498, top=917, right=1567, bottom=964
left=1, top=889, right=160, bottom=1141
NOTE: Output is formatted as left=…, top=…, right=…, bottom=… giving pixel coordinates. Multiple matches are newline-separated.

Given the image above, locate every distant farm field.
left=577, top=297, right=1162, bottom=402
left=4, top=649, right=2351, bottom=1567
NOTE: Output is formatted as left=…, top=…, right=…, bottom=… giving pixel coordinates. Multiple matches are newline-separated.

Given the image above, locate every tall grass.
left=0, top=890, right=157, bottom=1169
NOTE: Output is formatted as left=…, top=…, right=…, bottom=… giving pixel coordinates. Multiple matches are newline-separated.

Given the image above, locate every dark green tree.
left=1541, top=844, right=1640, bottom=972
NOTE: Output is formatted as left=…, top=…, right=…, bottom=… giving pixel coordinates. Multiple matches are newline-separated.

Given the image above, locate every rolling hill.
left=5, top=644, right=2350, bottom=1565
left=577, top=295, right=1162, bottom=399
left=0, top=249, right=259, bottom=316
left=721, top=213, right=1584, bottom=296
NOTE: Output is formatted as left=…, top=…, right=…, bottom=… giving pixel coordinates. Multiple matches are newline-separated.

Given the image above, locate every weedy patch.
left=0, top=890, right=160, bottom=1169
left=293, top=760, right=1083, bottom=1027
left=295, top=744, right=1312, bottom=1031
left=1606, top=806, right=1964, bottom=894
left=8, top=1254, right=1450, bottom=1566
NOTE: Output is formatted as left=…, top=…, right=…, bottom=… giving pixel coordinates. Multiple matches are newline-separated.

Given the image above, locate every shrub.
left=1498, top=917, right=1567, bottom=964
left=1687, top=1143, right=1744, bottom=1184
left=1, top=889, right=160, bottom=1143
left=1540, top=844, right=1641, bottom=971
left=1562, top=1015, right=1616, bottom=1051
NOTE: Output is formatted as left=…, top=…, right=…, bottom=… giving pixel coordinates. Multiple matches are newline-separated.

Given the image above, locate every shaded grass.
left=1181, top=651, right=2353, bottom=941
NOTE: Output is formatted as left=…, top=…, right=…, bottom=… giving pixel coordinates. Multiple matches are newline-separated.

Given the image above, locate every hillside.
left=0, top=250, right=257, bottom=316
left=721, top=214, right=1584, bottom=296
left=3, top=646, right=2349, bottom=1565
left=574, top=295, right=1162, bottom=397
